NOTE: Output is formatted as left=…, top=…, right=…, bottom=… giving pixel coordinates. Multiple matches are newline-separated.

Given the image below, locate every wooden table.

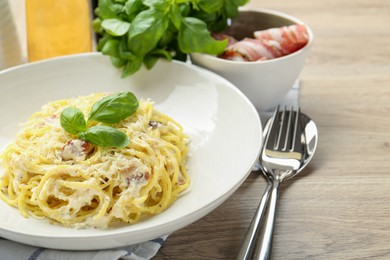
left=155, top=0, right=390, bottom=259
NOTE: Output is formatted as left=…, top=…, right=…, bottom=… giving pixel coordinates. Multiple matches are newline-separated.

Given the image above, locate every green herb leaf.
left=143, top=0, right=170, bottom=10
left=78, top=125, right=130, bottom=148
left=121, top=58, right=143, bottom=78
left=92, top=18, right=103, bottom=35
left=96, top=0, right=122, bottom=19
left=95, top=0, right=247, bottom=77
left=124, top=0, right=145, bottom=21
left=118, top=38, right=136, bottom=60
left=101, top=19, right=130, bottom=36
left=96, top=35, right=109, bottom=52
left=101, top=38, right=120, bottom=57
left=169, top=3, right=182, bottom=30
left=110, top=56, right=126, bottom=68
left=127, top=9, right=169, bottom=57
left=231, top=0, right=250, bottom=7
left=145, top=49, right=172, bottom=70
left=178, top=17, right=227, bottom=54
left=60, top=107, right=87, bottom=135
left=87, top=92, right=139, bottom=124
left=198, top=0, right=223, bottom=13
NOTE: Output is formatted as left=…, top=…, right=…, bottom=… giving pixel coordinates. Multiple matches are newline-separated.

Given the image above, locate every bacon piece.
left=219, top=50, right=246, bottom=61
left=60, top=139, right=93, bottom=161
left=120, top=159, right=150, bottom=187
left=148, top=120, right=162, bottom=129
left=218, top=24, right=309, bottom=61
left=254, top=24, right=309, bottom=55
left=222, top=38, right=282, bottom=61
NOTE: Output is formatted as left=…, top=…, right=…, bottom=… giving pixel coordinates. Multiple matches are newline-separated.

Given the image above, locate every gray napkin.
left=0, top=235, right=168, bottom=260
left=259, top=80, right=300, bottom=122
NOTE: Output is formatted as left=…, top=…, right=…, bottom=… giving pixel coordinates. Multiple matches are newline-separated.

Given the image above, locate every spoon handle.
left=253, top=179, right=281, bottom=260
left=236, top=180, right=272, bottom=260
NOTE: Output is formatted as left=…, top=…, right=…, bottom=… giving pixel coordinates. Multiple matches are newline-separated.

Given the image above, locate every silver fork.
left=255, top=106, right=304, bottom=260
left=237, top=106, right=304, bottom=260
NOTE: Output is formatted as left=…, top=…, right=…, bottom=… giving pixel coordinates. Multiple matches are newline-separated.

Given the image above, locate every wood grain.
left=155, top=0, right=390, bottom=259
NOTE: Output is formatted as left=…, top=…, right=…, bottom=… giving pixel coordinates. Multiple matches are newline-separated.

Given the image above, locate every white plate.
left=0, top=53, right=262, bottom=250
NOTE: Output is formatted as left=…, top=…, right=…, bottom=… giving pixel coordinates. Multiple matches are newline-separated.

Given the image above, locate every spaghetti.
left=0, top=93, right=189, bottom=228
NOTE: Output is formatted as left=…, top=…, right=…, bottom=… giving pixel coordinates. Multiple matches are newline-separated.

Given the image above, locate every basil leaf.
left=149, top=48, right=172, bottom=60
left=222, top=1, right=240, bottom=19
left=232, top=0, right=250, bottom=7
left=220, top=0, right=249, bottom=20
left=127, top=9, right=169, bottom=57
left=118, top=38, right=136, bottom=60
left=143, top=55, right=159, bottom=70
left=101, top=38, right=120, bottom=57
left=144, top=48, right=173, bottom=69
left=199, top=0, right=223, bottom=13
left=88, top=92, right=139, bottom=124
left=101, top=19, right=130, bottom=36
left=96, top=35, right=109, bottom=52
left=178, top=17, right=227, bottom=54
left=78, top=125, right=130, bottom=148
left=96, top=0, right=121, bottom=19
left=124, top=0, right=145, bottom=21
left=169, top=3, right=182, bottom=30
left=60, top=107, right=87, bottom=135
left=121, top=58, right=143, bottom=78
left=92, top=18, right=103, bottom=35
left=143, top=0, right=170, bottom=10
left=110, top=56, right=126, bottom=68
left=179, top=2, right=191, bottom=17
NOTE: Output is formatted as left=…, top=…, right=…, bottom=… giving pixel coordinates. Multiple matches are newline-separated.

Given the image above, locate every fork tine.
left=290, top=107, right=298, bottom=151
left=275, top=107, right=285, bottom=150
left=282, top=107, right=294, bottom=151
left=291, top=107, right=302, bottom=154
left=282, top=107, right=301, bottom=152
left=267, top=106, right=302, bottom=152
left=265, top=106, right=281, bottom=150
left=275, top=106, right=291, bottom=151
left=265, top=106, right=302, bottom=155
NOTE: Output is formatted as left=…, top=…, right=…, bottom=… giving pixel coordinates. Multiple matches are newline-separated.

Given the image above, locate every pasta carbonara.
left=0, top=93, right=189, bottom=228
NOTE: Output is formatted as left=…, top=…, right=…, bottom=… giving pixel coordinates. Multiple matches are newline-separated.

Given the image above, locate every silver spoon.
left=237, top=112, right=318, bottom=260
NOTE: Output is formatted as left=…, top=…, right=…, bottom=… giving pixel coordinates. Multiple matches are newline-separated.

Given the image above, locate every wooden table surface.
left=4, top=0, right=390, bottom=259
left=155, top=0, right=390, bottom=259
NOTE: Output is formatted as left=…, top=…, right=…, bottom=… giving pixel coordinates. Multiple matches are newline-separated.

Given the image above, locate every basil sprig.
left=93, top=0, right=249, bottom=78
left=60, top=92, right=139, bottom=148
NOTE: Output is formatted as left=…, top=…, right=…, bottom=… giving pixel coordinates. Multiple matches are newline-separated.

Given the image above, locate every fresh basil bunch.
left=60, top=92, right=139, bottom=148
left=93, top=0, right=249, bottom=77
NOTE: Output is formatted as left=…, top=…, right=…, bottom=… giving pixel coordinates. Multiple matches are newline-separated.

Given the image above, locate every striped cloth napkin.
left=0, top=235, right=168, bottom=260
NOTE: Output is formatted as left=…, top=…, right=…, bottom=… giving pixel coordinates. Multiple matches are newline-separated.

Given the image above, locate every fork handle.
left=253, top=179, right=281, bottom=260
left=236, top=180, right=272, bottom=260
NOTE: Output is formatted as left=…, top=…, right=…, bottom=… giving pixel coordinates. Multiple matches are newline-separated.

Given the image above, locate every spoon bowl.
left=252, top=111, right=317, bottom=174
left=263, top=112, right=318, bottom=177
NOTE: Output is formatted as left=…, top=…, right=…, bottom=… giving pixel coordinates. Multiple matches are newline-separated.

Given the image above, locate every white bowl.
left=0, top=53, right=262, bottom=250
left=191, top=8, right=314, bottom=111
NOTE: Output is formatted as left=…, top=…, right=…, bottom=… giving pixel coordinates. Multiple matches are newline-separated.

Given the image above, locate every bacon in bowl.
left=217, top=24, right=309, bottom=62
